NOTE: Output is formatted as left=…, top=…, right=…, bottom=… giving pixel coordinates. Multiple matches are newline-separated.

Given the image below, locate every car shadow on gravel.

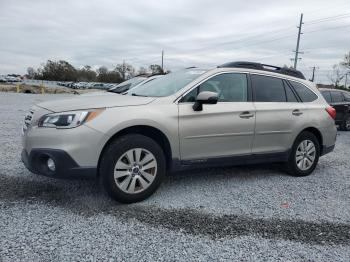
left=0, top=162, right=285, bottom=205
left=1, top=163, right=349, bottom=247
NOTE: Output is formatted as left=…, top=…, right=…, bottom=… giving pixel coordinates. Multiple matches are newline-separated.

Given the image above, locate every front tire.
left=286, top=131, right=320, bottom=177
left=99, top=134, right=166, bottom=203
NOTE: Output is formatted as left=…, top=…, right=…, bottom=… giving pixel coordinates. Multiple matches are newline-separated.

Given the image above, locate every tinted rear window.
left=252, top=75, right=286, bottom=102
left=331, top=91, right=344, bottom=102
left=321, top=91, right=332, bottom=103
left=289, top=81, right=318, bottom=102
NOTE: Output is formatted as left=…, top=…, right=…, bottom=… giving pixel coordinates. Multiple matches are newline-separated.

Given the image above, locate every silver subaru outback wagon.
left=21, top=61, right=337, bottom=203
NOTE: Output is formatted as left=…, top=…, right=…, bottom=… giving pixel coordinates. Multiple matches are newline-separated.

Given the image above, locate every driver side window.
left=180, top=73, right=248, bottom=103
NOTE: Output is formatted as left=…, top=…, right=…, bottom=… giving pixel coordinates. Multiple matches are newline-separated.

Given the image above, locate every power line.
left=304, top=24, right=350, bottom=34
left=305, top=12, right=350, bottom=24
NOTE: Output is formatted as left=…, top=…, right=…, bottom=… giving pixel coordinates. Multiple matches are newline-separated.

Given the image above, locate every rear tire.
left=340, top=116, right=350, bottom=131
left=286, top=131, right=320, bottom=177
left=99, top=134, right=166, bottom=203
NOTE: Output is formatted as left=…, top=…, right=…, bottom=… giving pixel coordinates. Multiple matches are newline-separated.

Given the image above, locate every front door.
left=178, top=73, right=255, bottom=160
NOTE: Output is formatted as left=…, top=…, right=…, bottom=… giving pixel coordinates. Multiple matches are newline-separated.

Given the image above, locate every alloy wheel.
left=114, top=148, right=157, bottom=194
left=295, top=140, right=316, bottom=171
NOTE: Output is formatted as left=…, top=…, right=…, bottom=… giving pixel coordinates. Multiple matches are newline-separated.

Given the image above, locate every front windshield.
left=109, top=77, right=146, bottom=92
left=126, top=69, right=206, bottom=97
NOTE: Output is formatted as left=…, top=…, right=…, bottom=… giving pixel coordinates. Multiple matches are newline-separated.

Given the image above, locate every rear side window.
left=331, top=91, right=344, bottom=102
left=284, top=81, right=298, bottom=102
left=252, top=75, right=286, bottom=102
left=321, top=91, right=332, bottom=103
left=289, top=81, right=318, bottom=102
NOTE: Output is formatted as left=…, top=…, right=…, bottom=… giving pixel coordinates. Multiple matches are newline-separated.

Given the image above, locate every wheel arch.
left=97, top=125, right=173, bottom=176
left=298, top=127, right=323, bottom=152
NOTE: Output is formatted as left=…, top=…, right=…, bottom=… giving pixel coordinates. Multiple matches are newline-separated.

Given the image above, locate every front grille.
left=23, top=109, right=34, bottom=133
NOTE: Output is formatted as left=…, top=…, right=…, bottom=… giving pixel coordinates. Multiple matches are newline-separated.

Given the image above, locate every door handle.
left=292, top=109, right=303, bottom=116
left=239, top=111, right=254, bottom=119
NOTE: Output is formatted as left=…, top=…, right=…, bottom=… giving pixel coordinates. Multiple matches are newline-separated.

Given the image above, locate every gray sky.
left=0, top=0, right=349, bottom=83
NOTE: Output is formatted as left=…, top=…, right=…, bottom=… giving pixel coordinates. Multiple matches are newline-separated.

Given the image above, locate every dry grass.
left=0, top=84, right=97, bottom=95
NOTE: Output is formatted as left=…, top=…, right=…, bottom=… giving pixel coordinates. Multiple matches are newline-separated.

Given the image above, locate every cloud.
left=0, top=0, right=349, bottom=83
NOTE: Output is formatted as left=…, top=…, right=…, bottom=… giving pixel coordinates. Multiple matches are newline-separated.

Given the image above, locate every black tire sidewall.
left=287, top=131, right=320, bottom=176
left=341, top=116, right=350, bottom=131
left=100, top=134, right=166, bottom=203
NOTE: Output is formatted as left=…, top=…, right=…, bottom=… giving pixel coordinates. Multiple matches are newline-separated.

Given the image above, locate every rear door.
left=251, top=74, right=307, bottom=153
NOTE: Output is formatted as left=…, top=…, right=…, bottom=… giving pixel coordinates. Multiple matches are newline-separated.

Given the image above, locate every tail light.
left=325, top=106, right=336, bottom=120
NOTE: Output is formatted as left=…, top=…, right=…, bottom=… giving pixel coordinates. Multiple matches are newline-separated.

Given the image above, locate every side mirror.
left=193, top=91, right=218, bottom=111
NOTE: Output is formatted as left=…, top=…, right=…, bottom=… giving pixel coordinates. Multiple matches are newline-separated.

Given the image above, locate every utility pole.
left=293, top=13, right=304, bottom=69
left=345, top=72, right=349, bottom=89
left=161, top=50, right=164, bottom=72
left=309, top=66, right=319, bottom=82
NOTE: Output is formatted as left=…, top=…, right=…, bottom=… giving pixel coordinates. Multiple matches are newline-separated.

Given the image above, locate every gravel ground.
left=0, top=92, right=349, bottom=261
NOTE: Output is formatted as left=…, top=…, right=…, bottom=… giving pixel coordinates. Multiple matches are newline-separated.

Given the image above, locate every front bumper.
left=21, top=148, right=97, bottom=179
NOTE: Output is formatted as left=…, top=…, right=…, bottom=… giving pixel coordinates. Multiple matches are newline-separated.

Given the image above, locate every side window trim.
left=178, top=72, right=252, bottom=103
left=284, top=80, right=302, bottom=102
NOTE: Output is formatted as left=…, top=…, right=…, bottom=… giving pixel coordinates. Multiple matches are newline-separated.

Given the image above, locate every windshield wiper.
left=107, top=89, right=119, bottom=93
left=131, top=93, right=148, bottom=97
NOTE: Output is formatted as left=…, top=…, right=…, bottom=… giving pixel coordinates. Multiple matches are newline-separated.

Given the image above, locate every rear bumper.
left=321, top=144, right=335, bottom=156
left=21, top=148, right=97, bottom=179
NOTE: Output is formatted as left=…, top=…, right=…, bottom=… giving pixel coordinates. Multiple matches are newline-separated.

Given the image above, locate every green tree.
left=149, top=64, right=164, bottom=75
left=115, top=62, right=135, bottom=81
left=78, top=65, right=97, bottom=82
left=38, top=60, right=78, bottom=81
left=26, top=67, right=36, bottom=79
left=97, top=66, right=123, bottom=83
left=341, top=51, right=350, bottom=70
left=138, top=66, right=148, bottom=75
left=328, top=64, right=345, bottom=87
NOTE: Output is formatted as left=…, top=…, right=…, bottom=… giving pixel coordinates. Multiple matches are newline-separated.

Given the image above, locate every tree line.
left=26, top=60, right=167, bottom=83
left=328, top=51, right=350, bottom=89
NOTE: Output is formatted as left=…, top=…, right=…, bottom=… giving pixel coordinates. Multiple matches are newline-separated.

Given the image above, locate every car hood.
left=36, top=93, right=156, bottom=112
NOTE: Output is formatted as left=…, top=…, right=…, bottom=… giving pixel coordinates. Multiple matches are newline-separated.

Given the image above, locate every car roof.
left=205, top=67, right=311, bottom=85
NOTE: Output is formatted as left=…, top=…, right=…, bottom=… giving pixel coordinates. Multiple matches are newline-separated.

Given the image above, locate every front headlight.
left=38, top=109, right=105, bottom=129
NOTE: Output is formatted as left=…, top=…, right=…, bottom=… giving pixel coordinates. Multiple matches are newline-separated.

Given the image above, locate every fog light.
left=47, top=158, right=56, bottom=172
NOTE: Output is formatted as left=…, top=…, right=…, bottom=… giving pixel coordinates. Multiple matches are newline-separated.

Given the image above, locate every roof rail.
left=218, top=61, right=306, bottom=80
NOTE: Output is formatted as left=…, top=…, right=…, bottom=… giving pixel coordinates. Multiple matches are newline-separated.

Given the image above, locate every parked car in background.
left=0, top=76, right=6, bottom=83
left=107, top=76, right=147, bottom=94
left=21, top=61, right=337, bottom=203
left=5, top=76, right=21, bottom=83
left=91, top=83, right=105, bottom=89
left=108, top=75, right=162, bottom=94
left=320, top=88, right=350, bottom=131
